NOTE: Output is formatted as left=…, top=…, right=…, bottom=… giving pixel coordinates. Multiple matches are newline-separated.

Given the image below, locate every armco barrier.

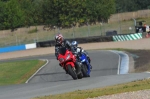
left=0, top=45, right=26, bottom=53
left=0, top=43, right=37, bottom=53
left=0, top=33, right=143, bottom=53
left=25, top=43, right=37, bottom=49
left=112, top=33, right=142, bottom=41
left=0, top=36, right=113, bottom=53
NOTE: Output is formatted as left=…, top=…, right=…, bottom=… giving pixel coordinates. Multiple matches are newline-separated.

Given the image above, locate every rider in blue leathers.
left=71, top=41, right=92, bottom=69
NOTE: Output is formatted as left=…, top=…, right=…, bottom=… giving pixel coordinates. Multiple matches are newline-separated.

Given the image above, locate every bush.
left=28, top=27, right=38, bottom=34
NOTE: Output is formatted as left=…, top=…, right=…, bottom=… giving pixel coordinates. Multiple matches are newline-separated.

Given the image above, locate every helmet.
left=71, top=41, right=78, bottom=50
left=55, top=33, right=64, bottom=45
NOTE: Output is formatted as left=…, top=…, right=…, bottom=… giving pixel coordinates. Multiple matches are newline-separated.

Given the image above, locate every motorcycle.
left=57, top=47, right=83, bottom=80
left=78, top=52, right=91, bottom=77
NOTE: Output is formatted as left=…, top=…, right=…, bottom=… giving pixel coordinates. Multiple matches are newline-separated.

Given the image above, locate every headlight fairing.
left=81, top=59, right=85, bottom=62
left=59, top=58, right=65, bottom=62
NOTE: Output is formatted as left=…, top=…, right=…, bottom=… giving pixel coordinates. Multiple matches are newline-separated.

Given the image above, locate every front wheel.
left=67, top=65, right=78, bottom=80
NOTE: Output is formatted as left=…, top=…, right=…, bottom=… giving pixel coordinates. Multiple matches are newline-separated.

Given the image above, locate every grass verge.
left=0, top=59, right=46, bottom=85
left=32, top=78, right=150, bottom=99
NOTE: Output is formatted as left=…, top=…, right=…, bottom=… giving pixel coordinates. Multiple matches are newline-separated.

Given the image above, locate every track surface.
left=28, top=50, right=119, bottom=83
left=0, top=50, right=119, bottom=99
left=0, top=50, right=150, bottom=99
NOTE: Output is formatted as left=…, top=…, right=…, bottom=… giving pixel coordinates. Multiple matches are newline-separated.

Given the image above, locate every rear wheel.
left=67, top=65, right=78, bottom=80
left=77, top=72, right=83, bottom=79
left=82, top=64, right=90, bottom=77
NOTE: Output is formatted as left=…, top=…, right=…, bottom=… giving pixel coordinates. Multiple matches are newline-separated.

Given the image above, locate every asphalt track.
left=0, top=50, right=150, bottom=99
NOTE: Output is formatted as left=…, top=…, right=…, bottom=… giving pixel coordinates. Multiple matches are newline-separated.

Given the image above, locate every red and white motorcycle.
left=57, top=47, right=83, bottom=80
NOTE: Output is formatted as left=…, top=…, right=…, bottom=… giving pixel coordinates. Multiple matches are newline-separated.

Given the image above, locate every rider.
left=71, top=41, right=92, bottom=69
left=55, top=33, right=81, bottom=73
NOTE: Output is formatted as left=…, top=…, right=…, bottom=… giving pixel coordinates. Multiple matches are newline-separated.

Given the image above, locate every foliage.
left=18, top=0, right=34, bottom=27
left=4, top=0, right=25, bottom=31
left=2, top=0, right=150, bottom=30
left=115, top=0, right=150, bottom=12
left=0, top=0, right=116, bottom=29
left=28, top=27, right=38, bottom=34
left=0, top=1, right=5, bottom=30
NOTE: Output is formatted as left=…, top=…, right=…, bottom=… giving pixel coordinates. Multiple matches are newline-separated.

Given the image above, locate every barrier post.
left=142, top=32, right=147, bottom=38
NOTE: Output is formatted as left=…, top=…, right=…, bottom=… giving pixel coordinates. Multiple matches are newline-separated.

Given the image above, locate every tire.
left=82, top=64, right=90, bottom=77
left=77, top=72, right=83, bottom=79
left=67, top=65, right=78, bottom=80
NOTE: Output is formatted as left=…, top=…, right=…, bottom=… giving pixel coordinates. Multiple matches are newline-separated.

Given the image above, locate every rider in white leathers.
left=71, top=41, right=92, bottom=69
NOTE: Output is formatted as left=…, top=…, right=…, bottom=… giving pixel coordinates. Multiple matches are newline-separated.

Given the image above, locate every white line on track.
left=25, top=59, right=49, bottom=83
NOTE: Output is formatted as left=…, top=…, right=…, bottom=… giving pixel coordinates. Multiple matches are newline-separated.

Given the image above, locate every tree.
left=4, top=0, right=25, bottom=31
left=0, top=1, right=6, bottom=30
left=40, top=0, right=59, bottom=26
left=32, top=0, right=44, bottom=25
left=86, top=0, right=115, bottom=23
left=0, top=0, right=116, bottom=30
left=18, top=0, right=34, bottom=27
left=115, top=0, right=150, bottom=13
left=59, top=0, right=87, bottom=27
left=135, top=0, right=150, bottom=10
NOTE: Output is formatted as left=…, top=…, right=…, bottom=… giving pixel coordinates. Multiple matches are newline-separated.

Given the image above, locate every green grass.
left=32, top=79, right=150, bottom=99
left=0, top=60, right=46, bottom=85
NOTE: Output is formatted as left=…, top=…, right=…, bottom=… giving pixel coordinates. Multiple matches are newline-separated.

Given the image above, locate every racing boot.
left=63, top=67, right=68, bottom=74
left=87, top=57, right=92, bottom=69
left=87, top=57, right=91, bottom=63
left=59, top=63, right=68, bottom=74
left=90, top=65, right=92, bottom=69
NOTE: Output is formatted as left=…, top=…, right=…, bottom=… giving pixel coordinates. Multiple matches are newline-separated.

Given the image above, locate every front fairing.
left=58, top=50, right=76, bottom=66
left=79, top=53, right=87, bottom=63
left=79, top=53, right=91, bottom=75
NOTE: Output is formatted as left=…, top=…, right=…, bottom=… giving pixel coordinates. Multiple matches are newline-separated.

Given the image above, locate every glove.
left=74, top=53, right=78, bottom=57
left=74, top=51, right=79, bottom=56
left=73, top=51, right=77, bottom=54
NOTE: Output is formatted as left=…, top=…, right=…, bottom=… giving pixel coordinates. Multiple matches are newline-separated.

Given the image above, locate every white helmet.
left=72, top=41, right=78, bottom=50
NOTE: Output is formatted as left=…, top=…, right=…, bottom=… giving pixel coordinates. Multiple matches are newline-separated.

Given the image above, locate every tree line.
left=0, top=0, right=150, bottom=31
left=115, top=0, right=150, bottom=12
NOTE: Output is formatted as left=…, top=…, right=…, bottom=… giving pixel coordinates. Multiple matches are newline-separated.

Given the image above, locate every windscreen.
left=58, top=47, right=67, bottom=55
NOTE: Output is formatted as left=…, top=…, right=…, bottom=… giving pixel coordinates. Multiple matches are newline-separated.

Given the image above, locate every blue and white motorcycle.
left=78, top=52, right=91, bottom=77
